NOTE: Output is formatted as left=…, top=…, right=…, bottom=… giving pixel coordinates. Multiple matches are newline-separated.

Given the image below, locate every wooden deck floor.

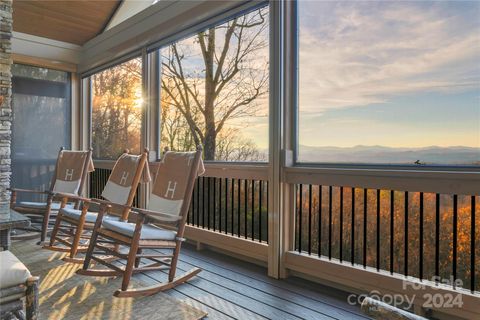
left=133, top=245, right=369, bottom=320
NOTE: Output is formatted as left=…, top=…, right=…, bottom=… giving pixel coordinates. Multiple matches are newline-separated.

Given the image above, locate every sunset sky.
left=298, top=0, right=480, bottom=149
left=162, top=1, right=480, bottom=159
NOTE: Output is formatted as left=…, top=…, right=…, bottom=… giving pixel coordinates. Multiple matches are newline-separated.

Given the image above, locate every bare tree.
left=160, top=8, right=269, bottom=160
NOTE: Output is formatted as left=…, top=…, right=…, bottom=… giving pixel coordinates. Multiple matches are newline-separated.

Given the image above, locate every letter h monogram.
left=65, top=169, right=74, bottom=181
left=119, top=171, right=129, bottom=186
left=164, top=181, right=177, bottom=199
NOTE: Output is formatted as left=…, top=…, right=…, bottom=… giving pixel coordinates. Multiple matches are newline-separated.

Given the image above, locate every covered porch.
left=1, top=0, right=479, bottom=319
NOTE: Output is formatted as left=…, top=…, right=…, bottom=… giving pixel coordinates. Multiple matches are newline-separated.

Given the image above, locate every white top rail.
left=93, top=160, right=479, bottom=195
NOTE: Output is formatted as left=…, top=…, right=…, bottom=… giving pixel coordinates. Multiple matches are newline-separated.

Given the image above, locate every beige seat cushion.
left=0, top=251, right=31, bottom=289
left=102, top=219, right=177, bottom=240
left=61, top=207, right=99, bottom=223
left=60, top=207, right=121, bottom=224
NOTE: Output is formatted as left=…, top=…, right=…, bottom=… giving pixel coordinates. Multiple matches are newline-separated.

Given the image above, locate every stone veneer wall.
left=0, top=0, right=12, bottom=212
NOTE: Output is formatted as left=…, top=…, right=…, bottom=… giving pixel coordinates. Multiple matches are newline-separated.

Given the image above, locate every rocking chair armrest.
left=91, top=199, right=135, bottom=209
left=87, top=197, right=113, bottom=206
left=56, top=196, right=132, bottom=214
left=54, top=193, right=106, bottom=207
left=54, top=192, right=90, bottom=202
left=27, top=275, right=40, bottom=283
left=133, top=208, right=182, bottom=222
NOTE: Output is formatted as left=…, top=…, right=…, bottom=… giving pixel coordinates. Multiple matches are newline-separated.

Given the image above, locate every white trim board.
left=105, top=0, right=156, bottom=31
left=12, top=32, right=81, bottom=65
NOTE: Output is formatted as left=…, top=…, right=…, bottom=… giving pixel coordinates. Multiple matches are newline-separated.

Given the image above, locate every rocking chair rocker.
left=77, top=146, right=204, bottom=297
left=9, top=148, right=94, bottom=244
left=44, top=149, right=150, bottom=264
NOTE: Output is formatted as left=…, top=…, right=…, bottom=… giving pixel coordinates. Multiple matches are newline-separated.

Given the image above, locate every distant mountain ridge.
left=298, top=145, right=480, bottom=165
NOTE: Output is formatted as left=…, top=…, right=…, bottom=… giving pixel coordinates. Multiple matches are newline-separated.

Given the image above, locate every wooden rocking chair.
left=77, top=146, right=204, bottom=297
left=44, top=149, right=150, bottom=264
left=9, top=148, right=94, bottom=244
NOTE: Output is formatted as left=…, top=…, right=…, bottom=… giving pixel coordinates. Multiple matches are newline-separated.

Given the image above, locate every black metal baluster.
left=207, top=177, right=211, bottom=230
left=351, top=187, right=355, bottom=265
left=196, top=179, right=200, bottom=228
left=420, top=192, right=424, bottom=280
left=187, top=184, right=191, bottom=225
left=219, top=178, right=222, bottom=232
left=98, top=169, right=101, bottom=197
left=199, top=177, right=202, bottom=228
left=189, top=184, right=193, bottom=225
left=244, top=179, right=248, bottom=239
left=90, top=169, right=93, bottom=197
left=188, top=192, right=195, bottom=225
left=192, top=181, right=196, bottom=225
left=471, top=196, right=476, bottom=293
left=376, top=189, right=380, bottom=272
left=97, top=169, right=100, bottom=197
left=202, top=177, right=206, bottom=229
left=100, top=169, right=103, bottom=197
left=339, top=186, right=343, bottom=261
left=266, top=182, right=269, bottom=244
left=91, top=169, right=94, bottom=198
left=405, top=191, right=408, bottom=277
left=191, top=178, right=194, bottom=226
left=318, top=185, right=322, bottom=257
left=435, top=193, right=440, bottom=285
left=213, top=177, right=216, bottom=232
left=252, top=180, right=255, bottom=241
left=89, top=169, right=93, bottom=197
left=231, top=178, right=235, bottom=236
left=259, top=181, right=263, bottom=243
left=308, top=184, right=312, bottom=255
left=299, top=184, right=303, bottom=253
left=453, top=194, right=458, bottom=288
left=224, top=178, right=228, bottom=234
left=390, top=190, right=394, bottom=274
left=364, top=188, right=367, bottom=268
left=237, top=179, right=241, bottom=237
left=328, top=186, right=332, bottom=260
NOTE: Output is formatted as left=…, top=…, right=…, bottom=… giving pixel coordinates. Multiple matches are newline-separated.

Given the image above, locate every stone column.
left=0, top=0, right=12, bottom=216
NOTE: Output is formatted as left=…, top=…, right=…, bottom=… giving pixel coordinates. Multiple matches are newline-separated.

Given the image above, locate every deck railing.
left=189, top=176, right=269, bottom=243
left=294, top=185, right=478, bottom=293
left=283, top=166, right=479, bottom=319
left=89, top=161, right=269, bottom=244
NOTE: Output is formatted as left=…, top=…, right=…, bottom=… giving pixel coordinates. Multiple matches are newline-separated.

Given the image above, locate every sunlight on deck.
left=39, top=263, right=135, bottom=319
left=12, top=240, right=205, bottom=320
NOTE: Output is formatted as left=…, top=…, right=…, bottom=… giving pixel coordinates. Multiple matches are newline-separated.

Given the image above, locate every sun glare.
left=134, top=88, right=144, bottom=109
